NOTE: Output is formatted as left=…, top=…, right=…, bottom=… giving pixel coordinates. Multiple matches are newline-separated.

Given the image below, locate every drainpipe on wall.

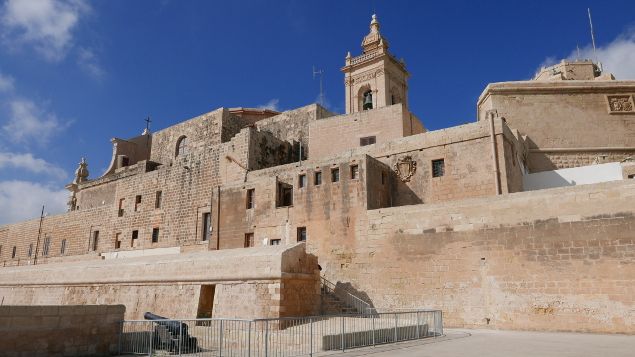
left=216, top=185, right=221, bottom=250
left=489, top=114, right=502, bottom=195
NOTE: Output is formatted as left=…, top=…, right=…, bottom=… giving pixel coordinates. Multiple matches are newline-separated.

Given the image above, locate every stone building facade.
left=0, top=15, right=634, bottom=333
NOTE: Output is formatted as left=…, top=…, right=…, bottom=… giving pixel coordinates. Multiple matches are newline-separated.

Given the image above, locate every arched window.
left=391, top=87, right=402, bottom=105
left=176, top=136, right=188, bottom=157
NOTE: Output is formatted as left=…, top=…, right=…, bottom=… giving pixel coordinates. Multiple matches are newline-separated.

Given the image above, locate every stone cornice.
left=477, top=80, right=635, bottom=106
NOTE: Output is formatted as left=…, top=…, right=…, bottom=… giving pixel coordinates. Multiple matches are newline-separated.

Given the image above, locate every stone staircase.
left=320, top=277, right=370, bottom=315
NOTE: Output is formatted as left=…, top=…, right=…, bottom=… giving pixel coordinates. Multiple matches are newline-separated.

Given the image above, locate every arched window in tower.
left=176, top=136, right=188, bottom=157
left=391, top=87, right=402, bottom=105
left=363, top=90, right=373, bottom=110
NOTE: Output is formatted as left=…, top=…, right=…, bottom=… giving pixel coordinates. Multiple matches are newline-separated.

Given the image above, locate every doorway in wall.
left=197, top=285, right=215, bottom=319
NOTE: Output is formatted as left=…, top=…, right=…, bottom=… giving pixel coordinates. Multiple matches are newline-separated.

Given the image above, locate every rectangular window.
left=360, top=136, right=376, bottom=146
left=131, top=230, right=139, bottom=247
left=244, top=233, right=254, bottom=248
left=152, top=228, right=160, bottom=243
left=91, top=230, right=99, bottom=251
left=43, top=237, right=50, bottom=256
left=297, top=227, right=307, bottom=242
left=628, top=174, right=635, bottom=179
left=246, top=189, right=255, bottom=209
left=350, top=165, right=359, bottom=179
left=134, top=195, right=142, bottom=212
left=314, top=171, right=322, bottom=185
left=381, top=171, right=386, bottom=185
left=155, top=191, right=162, bottom=209
left=115, top=233, right=121, bottom=249
left=432, top=159, right=445, bottom=177
left=118, top=198, right=125, bottom=217
left=60, top=239, right=67, bottom=255
left=12, top=246, right=16, bottom=259
left=27, top=243, right=33, bottom=257
left=202, top=212, right=212, bottom=241
left=277, top=183, right=293, bottom=207
left=331, top=168, right=340, bottom=182
left=121, top=157, right=130, bottom=167
left=298, top=174, right=307, bottom=188
left=270, top=239, right=281, bottom=246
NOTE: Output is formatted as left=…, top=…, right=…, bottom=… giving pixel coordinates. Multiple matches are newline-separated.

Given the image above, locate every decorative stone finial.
left=370, top=14, right=379, bottom=32
left=73, top=157, right=89, bottom=184
left=362, top=13, right=387, bottom=52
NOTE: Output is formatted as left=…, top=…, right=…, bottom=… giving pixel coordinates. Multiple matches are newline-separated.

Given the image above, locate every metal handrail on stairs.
left=320, top=277, right=372, bottom=314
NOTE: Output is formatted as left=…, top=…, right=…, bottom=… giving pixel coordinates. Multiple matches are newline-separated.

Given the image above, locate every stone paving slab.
left=337, top=328, right=635, bottom=357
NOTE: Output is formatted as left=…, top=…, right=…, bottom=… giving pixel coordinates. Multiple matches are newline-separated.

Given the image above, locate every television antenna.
left=312, top=66, right=325, bottom=106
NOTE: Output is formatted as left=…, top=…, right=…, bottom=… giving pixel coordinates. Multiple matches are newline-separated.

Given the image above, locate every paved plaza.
left=338, top=329, right=635, bottom=357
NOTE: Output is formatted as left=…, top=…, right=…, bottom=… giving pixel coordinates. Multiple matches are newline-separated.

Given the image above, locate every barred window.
left=432, top=159, right=445, bottom=178
left=43, top=237, right=50, bottom=256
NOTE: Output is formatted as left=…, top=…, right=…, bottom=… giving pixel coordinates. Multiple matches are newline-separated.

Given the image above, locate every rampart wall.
left=317, top=180, right=635, bottom=333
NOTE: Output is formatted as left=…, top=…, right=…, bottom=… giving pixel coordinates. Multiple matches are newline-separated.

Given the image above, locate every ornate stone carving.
left=607, top=95, right=634, bottom=113
left=350, top=68, right=385, bottom=84
left=393, top=156, right=417, bottom=182
left=344, top=77, right=354, bottom=87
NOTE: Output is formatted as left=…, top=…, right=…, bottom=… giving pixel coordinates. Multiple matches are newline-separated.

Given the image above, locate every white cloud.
left=0, top=152, right=67, bottom=180
left=77, top=47, right=104, bottom=79
left=258, top=99, right=280, bottom=111
left=2, top=98, right=69, bottom=145
left=0, top=180, right=68, bottom=225
left=0, top=71, right=15, bottom=92
left=1, top=0, right=89, bottom=61
left=570, top=29, right=635, bottom=80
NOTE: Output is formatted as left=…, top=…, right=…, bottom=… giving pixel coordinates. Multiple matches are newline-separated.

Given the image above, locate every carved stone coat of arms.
left=393, top=156, right=417, bottom=182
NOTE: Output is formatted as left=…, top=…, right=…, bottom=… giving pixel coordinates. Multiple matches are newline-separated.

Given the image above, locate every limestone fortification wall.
left=0, top=305, right=124, bottom=356
left=317, top=180, right=634, bottom=333
left=0, top=244, right=319, bottom=320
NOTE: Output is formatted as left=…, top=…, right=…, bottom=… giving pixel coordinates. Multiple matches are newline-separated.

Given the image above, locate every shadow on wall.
left=390, top=172, right=423, bottom=207
left=334, top=281, right=377, bottom=313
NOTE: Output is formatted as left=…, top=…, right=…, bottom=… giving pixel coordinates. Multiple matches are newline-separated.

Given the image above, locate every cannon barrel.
left=143, top=312, right=188, bottom=336
left=144, top=312, right=168, bottom=321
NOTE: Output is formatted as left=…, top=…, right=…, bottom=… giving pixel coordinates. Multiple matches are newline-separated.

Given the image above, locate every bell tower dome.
left=342, top=14, right=409, bottom=114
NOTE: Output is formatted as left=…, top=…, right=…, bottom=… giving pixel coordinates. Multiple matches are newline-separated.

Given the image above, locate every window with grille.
left=270, top=239, right=281, bottom=246
left=432, top=159, right=445, bottom=177
left=331, top=168, right=339, bottom=182
left=276, top=183, right=293, bottom=207
left=60, top=239, right=67, bottom=255
left=246, top=189, right=255, bottom=209
left=43, top=237, right=50, bottom=256
left=297, top=227, right=307, bottom=242
left=350, top=165, right=359, bottom=179
left=152, top=228, right=160, bottom=243
left=176, top=136, right=188, bottom=157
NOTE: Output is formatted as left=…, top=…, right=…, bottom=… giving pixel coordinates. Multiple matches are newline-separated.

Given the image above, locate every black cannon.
left=144, top=312, right=198, bottom=353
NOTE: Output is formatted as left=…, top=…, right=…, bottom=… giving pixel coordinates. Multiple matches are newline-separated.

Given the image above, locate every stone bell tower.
left=342, top=14, right=410, bottom=114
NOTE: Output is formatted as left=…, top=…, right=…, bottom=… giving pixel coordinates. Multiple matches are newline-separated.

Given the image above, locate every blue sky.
left=1, top=0, right=634, bottom=224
